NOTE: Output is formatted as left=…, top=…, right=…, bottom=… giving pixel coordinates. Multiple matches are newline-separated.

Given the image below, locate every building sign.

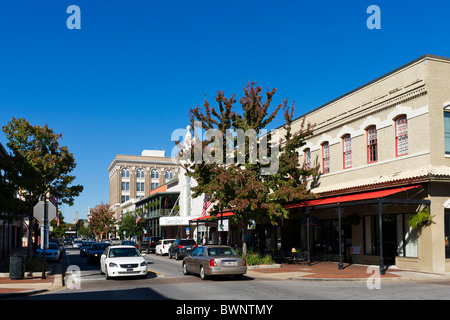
left=159, top=216, right=191, bottom=226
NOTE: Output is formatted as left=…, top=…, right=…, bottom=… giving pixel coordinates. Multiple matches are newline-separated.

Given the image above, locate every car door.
left=100, top=247, right=109, bottom=273
left=186, top=247, right=199, bottom=272
left=193, top=247, right=204, bottom=272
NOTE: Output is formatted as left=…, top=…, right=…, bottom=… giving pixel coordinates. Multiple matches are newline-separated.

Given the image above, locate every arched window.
left=165, top=170, right=174, bottom=180
left=151, top=169, right=159, bottom=179
left=395, top=115, right=408, bottom=156
left=445, top=106, right=450, bottom=154
left=136, top=169, right=145, bottom=179
left=367, top=126, right=378, bottom=163
left=321, top=142, right=330, bottom=174
left=121, top=168, right=130, bottom=178
left=342, top=134, right=352, bottom=169
left=304, top=148, right=311, bottom=170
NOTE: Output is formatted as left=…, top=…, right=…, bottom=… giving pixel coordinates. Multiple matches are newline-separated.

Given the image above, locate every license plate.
left=186, top=247, right=192, bottom=250
left=223, top=261, right=237, bottom=266
left=127, top=268, right=133, bottom=272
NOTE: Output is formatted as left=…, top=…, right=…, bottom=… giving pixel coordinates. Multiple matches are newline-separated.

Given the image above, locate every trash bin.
left=9, top=256, right=24, bottom=280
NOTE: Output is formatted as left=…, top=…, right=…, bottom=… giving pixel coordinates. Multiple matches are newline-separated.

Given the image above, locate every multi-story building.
left=277, top=54, right=450, bottom=273
left=108, top=150, right=180, bottom=220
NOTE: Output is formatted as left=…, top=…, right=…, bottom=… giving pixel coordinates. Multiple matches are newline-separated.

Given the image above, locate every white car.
left=36, top=243, right=61, bottom=261
left=155, top=239, right=175, bottom=256
left=100, top=245, right=148, bottom=279
left=72, top=239, right=83, bottom=249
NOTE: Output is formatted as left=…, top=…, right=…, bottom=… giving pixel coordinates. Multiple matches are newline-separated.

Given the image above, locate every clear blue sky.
left=1, top=0, right=449, bottom=223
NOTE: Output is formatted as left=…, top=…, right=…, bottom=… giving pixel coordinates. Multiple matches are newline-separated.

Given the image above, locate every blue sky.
left=1, top=0, right=449, bottom=223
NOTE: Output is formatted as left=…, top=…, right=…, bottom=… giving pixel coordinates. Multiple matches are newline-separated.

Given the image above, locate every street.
left=9, top=245, right=450, bottom=303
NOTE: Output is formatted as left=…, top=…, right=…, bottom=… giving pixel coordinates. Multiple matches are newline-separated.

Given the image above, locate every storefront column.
left=306, top=209, right=311, bottom=266
left=338, top=206, right=343, bottom=270
left=378, top=201, right=385, bottom=275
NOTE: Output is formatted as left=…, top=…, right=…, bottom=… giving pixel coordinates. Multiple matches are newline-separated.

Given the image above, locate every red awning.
left=283, top=185, right=421, bottom=210
left=190, top=211, right=234, bottom=221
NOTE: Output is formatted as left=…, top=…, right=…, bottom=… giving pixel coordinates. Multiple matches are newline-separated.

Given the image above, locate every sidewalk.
left=247, top=261, right=450, bottom=281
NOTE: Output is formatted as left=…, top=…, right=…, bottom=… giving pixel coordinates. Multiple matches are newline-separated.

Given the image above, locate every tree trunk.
left=241, top=223, right=247, bottom=257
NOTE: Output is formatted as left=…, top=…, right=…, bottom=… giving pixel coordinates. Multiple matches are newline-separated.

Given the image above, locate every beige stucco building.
left=278, top=54, right=450, bottom=273
left=108, top=150, right=180, bottom=220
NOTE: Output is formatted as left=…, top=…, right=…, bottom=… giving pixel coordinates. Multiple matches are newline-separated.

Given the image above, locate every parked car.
left=100, top=245, right=148, bottom=279
left=182, top=245, right=247, bottom=280
left=168, top=238, right=197, bottom=260
left=155, top=239, right=175, bottom=256
left=36, top=242, right=62, bottom=261
left=87, top=242, right=110, bottom=265
left=110, top=237, right=121, bottom=245
left=121, top=240, right=139, bottom=249
left=80, top=241, right=95, bottom=257
left=139, top=236, right=163, bottom=253
left=72, top=239, right=83, bottom=249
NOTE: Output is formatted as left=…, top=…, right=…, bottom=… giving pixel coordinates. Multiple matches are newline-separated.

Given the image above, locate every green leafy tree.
left=179, top=82, right=318, bottom=255
left=2, top=117, right=84, bottom=257
left=118, top=210, right=145, bottom=240
left=49, top=210, right=66, bottom=238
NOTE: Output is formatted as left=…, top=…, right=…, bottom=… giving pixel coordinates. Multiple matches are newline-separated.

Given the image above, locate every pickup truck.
left=139, top=236, right=163, bottom=253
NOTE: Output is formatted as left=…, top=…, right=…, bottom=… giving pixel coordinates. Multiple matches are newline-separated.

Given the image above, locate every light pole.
left=41, top=194, right=48, bottom=279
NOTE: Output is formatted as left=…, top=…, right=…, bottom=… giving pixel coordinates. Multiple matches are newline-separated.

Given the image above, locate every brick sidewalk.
left=0, top=274, right=55, bottom=295
left=250, top=262, right=401, bottom=279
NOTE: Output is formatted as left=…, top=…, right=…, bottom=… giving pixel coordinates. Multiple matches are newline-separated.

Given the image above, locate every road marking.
left=147, top=269, right=166, bottom=277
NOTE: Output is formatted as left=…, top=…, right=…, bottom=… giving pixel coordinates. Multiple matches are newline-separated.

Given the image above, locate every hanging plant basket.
left=409, top=207, right=434, bottom=230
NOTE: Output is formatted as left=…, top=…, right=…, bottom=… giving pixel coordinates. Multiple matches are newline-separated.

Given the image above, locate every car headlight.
left=140, top=261, right=147, bottom=267
left=109, top=262, right=118, bottom=268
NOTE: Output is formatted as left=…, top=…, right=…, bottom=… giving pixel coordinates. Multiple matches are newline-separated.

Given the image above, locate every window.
left=445, top=109, right=450, bottom=154
left=395, top=116, right=408, bottom=156
left=121, top=182, right=129, bottom=191
left=136, top=182, right=145, bottom=192
left=367, top=126, right=378, bottom=163
left=121, top=195, right=130, bottom=203
left=121, top=169, right=130, bottom=178
left=151, top=183, right=159, bottom=190
left=151, top=170, right=159, bottom=179
left=342, top=134, right=352, bottom=169
left=322, top=142, right=330, bottom=174
left=136, top=169, right=145, bottom=179
left=304, top=148, right=311, bottom=170
left=165, top=170, right=174, bottom=180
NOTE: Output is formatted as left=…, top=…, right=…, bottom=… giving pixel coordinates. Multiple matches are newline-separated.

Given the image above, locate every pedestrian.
left=202, top=235, right=206, bottom=245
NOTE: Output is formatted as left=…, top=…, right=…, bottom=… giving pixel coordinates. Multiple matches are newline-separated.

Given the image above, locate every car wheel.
left=183, top=263, right=189, bottom=275
left=200, top=266, right=208, bottom=280
left=175, top=252, right=179, bottom=260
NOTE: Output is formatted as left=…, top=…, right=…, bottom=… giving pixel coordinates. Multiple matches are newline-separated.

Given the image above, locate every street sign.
left=34, top=200, right=57, bottom=223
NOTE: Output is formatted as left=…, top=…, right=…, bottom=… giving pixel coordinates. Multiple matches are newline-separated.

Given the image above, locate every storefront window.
left=445, top=212, right=450, bottom=258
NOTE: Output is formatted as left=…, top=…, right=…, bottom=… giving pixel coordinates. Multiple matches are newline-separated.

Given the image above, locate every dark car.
left=168, top=239, right=197, bottom=260
left=80, top=241, right=95, bottom=257
left=87, top=242, right=110, bottom=265
left=139, top=236, right=163, bottom=253
left=121, top=240, right=139, bottom=249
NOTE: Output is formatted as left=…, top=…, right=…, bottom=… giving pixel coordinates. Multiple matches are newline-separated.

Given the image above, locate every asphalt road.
left=14, top=246, right=450, bottom=303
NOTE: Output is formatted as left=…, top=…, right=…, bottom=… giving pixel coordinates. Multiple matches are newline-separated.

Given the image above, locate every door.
left=382, top=215, right=397, bottom=265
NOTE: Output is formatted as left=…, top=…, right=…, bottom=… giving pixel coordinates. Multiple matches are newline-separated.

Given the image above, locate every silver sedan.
left=182, top=245, right=247, bottom=280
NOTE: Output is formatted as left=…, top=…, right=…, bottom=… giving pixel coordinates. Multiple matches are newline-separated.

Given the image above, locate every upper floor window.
left=395, top=115, right=408, bottom=156
left=304, top=148, right=311, bottom=170
left=445, top=107, right=450, bottom=154
left=322, top=142, right=330, bottom=174
left=151, top=169, right=159, bottom=179
left=342, top=134, right=352, bottom=169
left=165, top=170, right=174, bottom=180
left=121, top=168, right=130, bottom=178
left=367, top=126, right=378, bottom=163
left=136, top=169, right=145, bottom=179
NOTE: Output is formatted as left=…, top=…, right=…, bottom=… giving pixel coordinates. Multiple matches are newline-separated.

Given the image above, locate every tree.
left=2, top=117, right=84, bottom=257
left=118, top=211, right=145, bottom=240
left=88, top=203, right=115, bottom=240
left=179, top=82, right=318, bottom=255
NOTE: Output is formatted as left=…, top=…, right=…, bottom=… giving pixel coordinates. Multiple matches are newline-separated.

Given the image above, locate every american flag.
left=202, top=195, right=212, bottom=216
left=136, top=213, right=141, bottom=225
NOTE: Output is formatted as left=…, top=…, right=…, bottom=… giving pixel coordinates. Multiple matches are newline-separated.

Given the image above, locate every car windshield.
left=109, top=247, right=140, bottom=258
left=207, top=247, right=237, bottom=256
left=82, top=242, right=93, bottom=246
left=180, top=240, right=196, bottom=245
left=92, top=243, right=109, bottom=250
left=49, top=243, right=58, bottom=250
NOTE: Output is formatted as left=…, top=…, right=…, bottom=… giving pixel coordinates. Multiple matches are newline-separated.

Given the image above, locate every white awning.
left=159, top=216, right=191, bottom=226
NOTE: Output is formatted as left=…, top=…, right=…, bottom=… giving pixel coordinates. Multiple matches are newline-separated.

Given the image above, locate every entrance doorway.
left=382, top=214, right=397, bottom=265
